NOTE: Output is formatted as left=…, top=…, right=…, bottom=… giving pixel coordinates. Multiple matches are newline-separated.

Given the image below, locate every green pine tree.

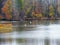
left=18, top=0, right=23, bottom=10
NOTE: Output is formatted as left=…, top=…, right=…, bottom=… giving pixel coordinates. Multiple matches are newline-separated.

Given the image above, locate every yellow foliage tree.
left=35, top=13, right=42, bottom=18
left=49, top=5, right=55, bottom=17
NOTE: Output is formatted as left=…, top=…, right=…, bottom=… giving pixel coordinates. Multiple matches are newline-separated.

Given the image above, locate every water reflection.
left=0, top=20, right=60, bottom=45
left=0, top=38, right=12, bottom=45
left=16, top=38, right=60, bottom=45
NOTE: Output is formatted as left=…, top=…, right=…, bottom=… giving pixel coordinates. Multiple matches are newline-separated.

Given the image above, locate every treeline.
left=0, top=0, right=60, bottom=20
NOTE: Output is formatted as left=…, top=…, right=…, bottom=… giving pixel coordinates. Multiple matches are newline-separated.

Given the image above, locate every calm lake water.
left=0, top=20, right=60, bottom=45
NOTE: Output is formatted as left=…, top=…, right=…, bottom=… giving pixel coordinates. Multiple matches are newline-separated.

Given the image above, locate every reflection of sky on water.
left=0, top=24, right=60, bottom=39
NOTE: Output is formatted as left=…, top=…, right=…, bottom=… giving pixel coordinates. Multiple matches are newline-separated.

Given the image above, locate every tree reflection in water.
left=0, top=20, right=60, bottom=45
